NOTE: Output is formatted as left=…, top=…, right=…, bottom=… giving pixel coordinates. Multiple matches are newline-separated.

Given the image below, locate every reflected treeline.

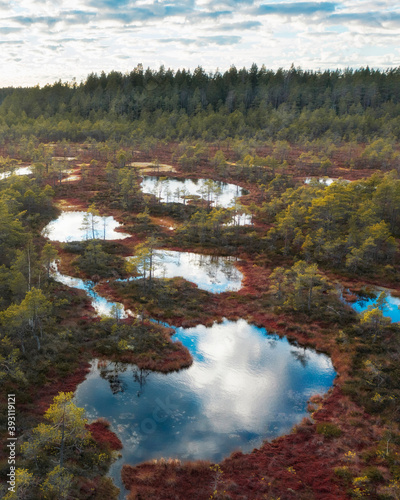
left=98, top=361, right=128, bottom=394
left=148, top=250, right=242, bottom=292
left=142, top=177, right=245, bottom=209
left=98, top=361, right=151, bottom=397
left=290, top=348, right=309, bottom=367
left=133, top=367, right=151, bottom=397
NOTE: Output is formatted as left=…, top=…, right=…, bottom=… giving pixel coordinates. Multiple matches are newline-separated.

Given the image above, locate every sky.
left=0, top=0, right=399, bottom=87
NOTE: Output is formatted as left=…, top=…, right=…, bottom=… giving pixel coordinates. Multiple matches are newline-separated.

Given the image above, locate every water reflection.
left=43, top=211, right=130, bottom=242
left=305, top=177, right=351, bottom=186
left=0, top=166, right=32, bottom=180
left=141, top=176, right=247, bottom=208
left=51, top=264, right=130, bottom=318
left=74, top=319, right=335, bottom=491
left=126, top=250, right=243, bottom=293
left=99, top=361, right=128, bottom=394
left=351, top=288, right=400, bottom=323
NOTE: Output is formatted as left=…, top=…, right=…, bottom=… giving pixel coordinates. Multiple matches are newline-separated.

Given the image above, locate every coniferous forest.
left=1, top=66, right=400, bottom=500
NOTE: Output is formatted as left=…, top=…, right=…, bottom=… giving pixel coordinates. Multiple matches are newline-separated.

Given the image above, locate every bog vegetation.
left=0, top=65, right=400, bottom=499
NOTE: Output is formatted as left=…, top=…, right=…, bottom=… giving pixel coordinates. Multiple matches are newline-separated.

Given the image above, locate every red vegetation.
left=122, top=387, right=386, bottom=499
left=26, top=361, right=91, bottom=417
left=34, top=143, right=397, bottom=499
left=87, top=420, right=123, bottom=450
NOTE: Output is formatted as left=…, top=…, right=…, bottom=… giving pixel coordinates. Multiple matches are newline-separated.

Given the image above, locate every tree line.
left=1, top=65, right=400, bottom=142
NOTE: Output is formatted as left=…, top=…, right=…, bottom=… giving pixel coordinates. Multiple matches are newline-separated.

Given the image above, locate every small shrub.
left=334, top=466, right=352, bottom=483
left=365, top=466, right=384, bottom=483
left=316, top=422, right=342, bottom=438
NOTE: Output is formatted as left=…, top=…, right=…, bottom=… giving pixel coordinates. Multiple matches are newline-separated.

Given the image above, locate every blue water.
left=125, top=250, right=243, bottom=293
left=74, top=318, right=335, bottom=495
left=351, top=289, right=400, bottom=323
left=51, top=264, right=130, bottom=318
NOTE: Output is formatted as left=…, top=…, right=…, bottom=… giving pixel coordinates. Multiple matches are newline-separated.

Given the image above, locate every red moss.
left=87, top=421, right=123, bottom=450
left=34, top=143, right=398, bottom=499
left=27, top=361, right=91, bottom=416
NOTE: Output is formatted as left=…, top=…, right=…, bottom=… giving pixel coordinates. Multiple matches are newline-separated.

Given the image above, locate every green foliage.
left=334, top=466, right=353, bottom=483
left=2, top=66, right=400, bottom=142
left=0, top=287, right=52, bottom=352
left=40, top=465, right=73, bottom=500
left=126, top=236, right=160, bottom=288
left=76, top=242, right=112, bottom=277
left=0, top=336, right=26, bottom=382
left=21, top=392, right=91, bottom=469
left=266, top=171, right=399, bottom=273
left=2, top=468, right=35, bottom=500
left=316, top=422, right=342, bottom=438
left=269, top=260, right=338, bottom=316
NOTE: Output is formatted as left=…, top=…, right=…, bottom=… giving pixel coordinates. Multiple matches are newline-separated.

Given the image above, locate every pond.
left=350, top=288, right=400, bottom=323
left=74, top=318, right=335, bottom=495
left=140, top=176, right=247, bottom=208
left=42, top=211, right=131, bottom=242
left=51, top=264, right=131, bottom=318
left=0, top=166, right=32, bottom=180
left=125, top=250, right=243, bottom=293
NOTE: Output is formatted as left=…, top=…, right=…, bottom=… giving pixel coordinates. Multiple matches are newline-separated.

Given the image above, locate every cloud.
left=98, top=9, right=156, bottom=22
left=6, top=15, right=60, bottom=27
left=218, top=20, right=262, bottom=30
left=63, top=11, right=98, bottom=25
left=46, top=45, right=63, bottom=51
left=0, top=40, right=23, bottom=45
left=0, top=0, right=399, bottom=87
left=56, top=37, right=100, bottom=43
left=162, top=35, right=241, bottom=45
left=255, top=2, right=337, bottom=16
left=0, top=27, right=23, bottom=34
left=193, top=10, right=232, bottom=19
left=5, top=11, right=96, bottom=27
left=86, top=0, right=133, bottom=7
left=328, top=11, right=400, bottom=27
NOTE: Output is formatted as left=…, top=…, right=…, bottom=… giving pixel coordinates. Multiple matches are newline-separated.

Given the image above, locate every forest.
left=1, top=65, right=400, bottom=142
left=0, top=66, right=400, bottom=500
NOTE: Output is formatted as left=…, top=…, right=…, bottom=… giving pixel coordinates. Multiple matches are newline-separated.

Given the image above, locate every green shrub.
left=334, top=466, right=352, bottom=483
left=316, top=422, right=342, bottom=438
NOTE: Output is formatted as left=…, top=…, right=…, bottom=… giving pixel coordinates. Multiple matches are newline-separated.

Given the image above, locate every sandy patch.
left=128, top=162, right=176, bottom=173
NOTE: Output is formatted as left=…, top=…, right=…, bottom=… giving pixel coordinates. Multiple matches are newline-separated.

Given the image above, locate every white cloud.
left=0, top=0, right=399, bottom=86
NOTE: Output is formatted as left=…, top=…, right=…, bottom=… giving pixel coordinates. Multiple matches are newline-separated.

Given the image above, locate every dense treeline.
left=1, top=65, right=400, bottom=142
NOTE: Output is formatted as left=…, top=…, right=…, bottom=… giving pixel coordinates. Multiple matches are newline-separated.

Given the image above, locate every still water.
left=51, top=264, right=130, bottom=318
left=0, top=166, right=32, bottom=180
left=42, top=211, right=130, bottom=242
left=141, top=176, right=247, bottom=208
left=304, top=177, right=351, bottom=186
left=74, top=319, right=335, bottom=494
left=126, top=250, right=243, bottom=293
left=351, top=288, right=400, bottom=323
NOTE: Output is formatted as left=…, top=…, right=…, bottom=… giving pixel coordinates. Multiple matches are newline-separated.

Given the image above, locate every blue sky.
left=0, top=0, right=399, bottom=86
